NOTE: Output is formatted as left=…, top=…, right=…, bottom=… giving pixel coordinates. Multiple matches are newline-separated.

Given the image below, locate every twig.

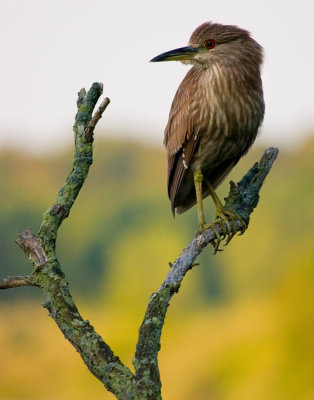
left=0, top=275, right=35, bottom=289
left=85, top=97, right=110, bottom=140
left=15, top=229, right=48, bottom=267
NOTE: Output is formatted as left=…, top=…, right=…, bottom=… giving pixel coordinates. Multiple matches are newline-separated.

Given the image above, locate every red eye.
left=205, top=39, right=215, bottom=49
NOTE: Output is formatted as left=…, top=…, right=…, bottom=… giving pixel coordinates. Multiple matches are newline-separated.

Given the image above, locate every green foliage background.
left=1, top=136, right=313, bottom=399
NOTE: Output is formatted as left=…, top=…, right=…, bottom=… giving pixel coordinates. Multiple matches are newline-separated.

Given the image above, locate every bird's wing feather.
left=164, top=69, right=202, bottom=213
left=167, top=135, right=200, bottom=214
left=164, top=69, right=198, bottom=156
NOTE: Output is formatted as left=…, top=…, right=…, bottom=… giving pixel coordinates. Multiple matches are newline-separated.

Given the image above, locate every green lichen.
left=18, top=83, right=139, bottom=400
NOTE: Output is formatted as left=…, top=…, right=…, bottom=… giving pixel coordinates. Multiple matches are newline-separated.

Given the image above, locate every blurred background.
left=1, top=1, right=313, bottom=399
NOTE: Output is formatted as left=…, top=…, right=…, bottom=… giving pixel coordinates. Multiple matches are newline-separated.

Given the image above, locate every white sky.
left=1, top=0, right=313, bottom=153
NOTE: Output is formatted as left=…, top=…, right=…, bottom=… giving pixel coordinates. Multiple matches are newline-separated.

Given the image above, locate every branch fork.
left=1, top=82, right=278, bottom=400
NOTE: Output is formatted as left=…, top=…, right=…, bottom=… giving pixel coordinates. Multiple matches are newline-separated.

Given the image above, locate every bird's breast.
left=191, top=64, right=264, bottom=169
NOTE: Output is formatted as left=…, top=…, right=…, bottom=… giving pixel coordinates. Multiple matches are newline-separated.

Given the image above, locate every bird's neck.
left=194, top=60, right=263, bottom=99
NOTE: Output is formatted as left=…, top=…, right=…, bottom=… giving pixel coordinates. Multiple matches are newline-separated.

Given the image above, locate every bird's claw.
left=215, top=208, right=247, bottom=249
left=197, top=208, right=247, bottom=254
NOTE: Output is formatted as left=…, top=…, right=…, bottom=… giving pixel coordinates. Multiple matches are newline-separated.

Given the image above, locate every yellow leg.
left=194, top=171, right=246, bottom=253
left=194, top=170, right=222, bottom=249
left=193, top=170, right=205, bottom=229
left=205, top=178, right=247, bottom=251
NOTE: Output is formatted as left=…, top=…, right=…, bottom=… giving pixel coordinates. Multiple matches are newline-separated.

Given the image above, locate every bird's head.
left=150, top=22, right=263, bottom=68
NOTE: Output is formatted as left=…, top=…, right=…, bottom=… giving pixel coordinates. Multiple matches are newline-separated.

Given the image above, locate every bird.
left=150, top=22, right=265, bottom=251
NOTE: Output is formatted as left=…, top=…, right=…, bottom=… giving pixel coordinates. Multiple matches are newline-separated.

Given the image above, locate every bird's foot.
left=214, top=207, right=247, bottom=249
left=197, top=208, right=247, bottom=254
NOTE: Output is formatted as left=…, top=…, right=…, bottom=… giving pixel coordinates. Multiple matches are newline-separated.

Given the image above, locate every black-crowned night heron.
left=151, top=22, right=264, bottom=251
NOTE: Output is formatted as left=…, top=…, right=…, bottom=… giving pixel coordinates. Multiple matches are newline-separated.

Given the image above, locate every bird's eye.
left=205, top=39, right=215, bottom=49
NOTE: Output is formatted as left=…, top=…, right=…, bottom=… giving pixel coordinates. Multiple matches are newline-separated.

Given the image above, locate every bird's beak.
left=150, top=46, right=201, bottom=62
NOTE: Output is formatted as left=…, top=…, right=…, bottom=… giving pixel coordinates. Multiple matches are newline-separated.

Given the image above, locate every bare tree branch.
left=5, top=83, right=135, bottom=400
left=0, top=275, right=35, bottom=289
left=15, top=229, right=49, bottom=266
left=38, top=83, right=108, bottom=246
left=85, top=96, right=110, bottom=140
left=133, top=147, right=279, bottom=398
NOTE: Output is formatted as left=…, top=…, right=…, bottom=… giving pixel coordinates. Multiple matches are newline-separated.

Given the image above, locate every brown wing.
left=164, top=68, right=197, bottom=156
left=167, top=135, right=200, bottom=215
left=164, top=68, right=201, bottom=214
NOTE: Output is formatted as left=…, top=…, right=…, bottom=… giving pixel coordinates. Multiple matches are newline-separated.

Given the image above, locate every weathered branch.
left=133, top=147, right=279, bottom=398
left=16, top=229, right=49, bottom=266
left=3, top=83, right=135, bottom=400
left=85, top=96, right=110, bottom=140
left=38, top=84, right=110, bottom=248
left=0, top=275, right=35, bottom=289
left=1, top=79, right=278, bottom=400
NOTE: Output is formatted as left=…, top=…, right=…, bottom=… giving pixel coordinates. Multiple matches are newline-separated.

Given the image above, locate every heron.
left=151, top=22, right=265, bottom=251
